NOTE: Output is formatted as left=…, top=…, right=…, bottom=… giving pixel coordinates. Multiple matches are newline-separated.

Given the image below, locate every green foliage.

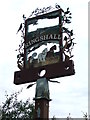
left=1, top=90, right=35, bottom=119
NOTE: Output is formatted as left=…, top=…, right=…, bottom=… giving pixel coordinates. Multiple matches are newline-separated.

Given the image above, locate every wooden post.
left=34, top=98, right=50, bottom=119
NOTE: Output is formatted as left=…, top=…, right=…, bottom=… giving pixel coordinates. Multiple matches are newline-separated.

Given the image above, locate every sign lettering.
left=25, top=34, right=61, bottom=48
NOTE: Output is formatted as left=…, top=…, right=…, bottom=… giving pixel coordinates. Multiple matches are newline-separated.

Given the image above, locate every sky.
left=0, top=0, right=88, bottom=118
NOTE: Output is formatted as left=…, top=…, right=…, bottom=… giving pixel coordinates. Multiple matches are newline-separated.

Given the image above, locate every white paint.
left=38, top=48, right=48, bottom=63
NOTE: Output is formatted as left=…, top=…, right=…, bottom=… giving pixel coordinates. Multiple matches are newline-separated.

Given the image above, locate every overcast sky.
left=0, top=0, right=88, bottom=118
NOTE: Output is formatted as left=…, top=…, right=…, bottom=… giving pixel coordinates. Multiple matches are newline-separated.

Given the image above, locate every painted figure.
left=28, top=52, right=37, bottom=63
left=38, top=48, right=48, bottom=63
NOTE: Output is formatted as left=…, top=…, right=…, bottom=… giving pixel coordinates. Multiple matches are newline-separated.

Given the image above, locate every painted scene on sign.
left=16, top=8, right=75, bottom=70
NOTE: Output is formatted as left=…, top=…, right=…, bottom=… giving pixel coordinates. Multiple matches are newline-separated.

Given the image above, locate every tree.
left=82, top=111, right=88, bottom=120
left=1, top=90, right=35, bottom=120
left=52, top=115, right=56, bottom=120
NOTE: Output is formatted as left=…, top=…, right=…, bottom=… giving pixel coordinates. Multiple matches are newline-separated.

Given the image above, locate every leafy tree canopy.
left=1, top=89, right=35, bottom=120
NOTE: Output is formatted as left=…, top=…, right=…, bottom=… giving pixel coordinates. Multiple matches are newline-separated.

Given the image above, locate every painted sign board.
left=14, top=8, right=75, bottom=85
left=24, top=9, right=63, bottom=69
left=25, top=25, right=61, bottom=69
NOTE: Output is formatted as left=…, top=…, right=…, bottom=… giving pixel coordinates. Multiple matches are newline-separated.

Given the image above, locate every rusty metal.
left=14, top=60, right=75, bottom=85
left=59, top=10, right=63, bottom=61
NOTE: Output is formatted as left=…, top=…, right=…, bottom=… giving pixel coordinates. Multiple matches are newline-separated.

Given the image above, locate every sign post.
left=14, top=5, right=75, bottom=119
left=33, top=77, right=51, bottom=119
